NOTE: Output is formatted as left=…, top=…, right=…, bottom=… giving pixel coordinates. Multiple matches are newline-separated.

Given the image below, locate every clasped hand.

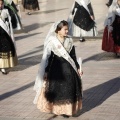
left=78, top=69, right=83, bottom=76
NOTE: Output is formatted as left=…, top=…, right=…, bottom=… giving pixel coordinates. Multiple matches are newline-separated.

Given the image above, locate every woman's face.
left=58, top=26, right=68, bottom=37
left=118, top=0, right=120, bottom=5
left=0, top=1, right=3, bottom=9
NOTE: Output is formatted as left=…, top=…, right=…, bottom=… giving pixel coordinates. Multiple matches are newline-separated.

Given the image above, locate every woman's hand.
left=78, top=69, right=83, bottom=76
left=43, top=72, right=48, bottom=81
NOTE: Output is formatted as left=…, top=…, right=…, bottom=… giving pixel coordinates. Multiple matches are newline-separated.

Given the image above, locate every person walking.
left=4, top=0, right=22, bottom=30
left=106, top=0, right=113, bottom=7
left=68, top=0, right=97, bottom=42
left=33, top=20, right=83, bottom=118
left=0, top=0, right=18, bottom=74
left=102, top=0, right=120, bottom=57
left=22, top=0, right=40, bottom=15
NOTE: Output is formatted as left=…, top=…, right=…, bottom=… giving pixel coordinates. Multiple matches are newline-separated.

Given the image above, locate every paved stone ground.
left=0, top=0, right=120, bottom=120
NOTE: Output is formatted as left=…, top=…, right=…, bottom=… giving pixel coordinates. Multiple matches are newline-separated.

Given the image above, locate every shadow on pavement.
left=33, top=8, right=68, bottom=15
left=83, top=52, right=118, bottom=63
left=18, top=45, right=44, bottom=59
left=15, top=32, right=42, bottom=41
left=74, top=77, right=120, bottom=117
left=24, top=22, right=53, bottom=32
left=12, top=54, right=42, bottom=71
left=0, top=73, right=119, bottom=119
left=0, top=81, right=34, bottom=101
left=0, top=45, right=44, bottom=100
left=11, top=45, right=44, bottom=71
left=47, top=115, right=58, bottom=120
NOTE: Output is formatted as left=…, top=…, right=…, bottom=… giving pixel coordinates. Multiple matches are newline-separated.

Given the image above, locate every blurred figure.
left=12, top=0, right=22, bottom=18
left=22, top=0, right=40, bottom=15
left=13, top=0, right=19, bottom=5
left=68, top=0, right=97, bottom=42
left=0, top=0, right=18, bottom=74
left=9, top=0, right=19, bottom=12
left=4, top=0, right=22, bottom=30
left=106, top=0, right=113, bottom=7
left=102, top=0, right=120, bottom=57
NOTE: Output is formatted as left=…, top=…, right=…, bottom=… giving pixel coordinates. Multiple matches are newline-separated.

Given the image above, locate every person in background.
left=0, top=0, right=18, bottom=74
left=102, top=0, right=120, bottom=57
left=68, top=0, right=97, bottom=42
left=106, top=0, right=113, bottom=7
left=22, top=0, right=40, bottom=15
left=4, top=0, right=22, bottom=30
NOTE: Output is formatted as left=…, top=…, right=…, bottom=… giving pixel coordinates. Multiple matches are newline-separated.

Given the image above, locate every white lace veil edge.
left=44, top=20, right=61, bottom=47
left=33, top=20, right=63, bottom=104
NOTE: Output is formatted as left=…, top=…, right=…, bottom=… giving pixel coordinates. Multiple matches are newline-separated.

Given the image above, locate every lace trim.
left=53, top=98, right=82, bottom=105
left=44, top=81, right=82, bottom=105
left=0, top=51, right=14, bottom=59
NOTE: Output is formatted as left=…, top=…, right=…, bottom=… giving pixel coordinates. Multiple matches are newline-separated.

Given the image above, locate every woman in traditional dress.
left=102, top=0, right=120, bottom=57
left=33, top=20, right=83, bottom=118
left=22, top=0, right=40, bottom=15
left=8, top=0, right=18, bottom=12
left=4, top=0, right=22, bottom=30
left=68, top=0, right=97, bottom=42
left=0, top=0, right=18, bottom=74
left=106, top=0, right=113, bottom=7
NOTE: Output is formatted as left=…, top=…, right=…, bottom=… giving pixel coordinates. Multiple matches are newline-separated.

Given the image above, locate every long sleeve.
left=70, top=46, right=80, bottom=69
left=87, top=3, right=94, bottom=16
left=72, top=2, right=75, bottom=15
left=45, top=51, right=54, bottom=73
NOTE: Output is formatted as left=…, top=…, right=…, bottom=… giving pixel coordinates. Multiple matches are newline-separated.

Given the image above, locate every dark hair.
left=55, top=20, right=68, bottom=33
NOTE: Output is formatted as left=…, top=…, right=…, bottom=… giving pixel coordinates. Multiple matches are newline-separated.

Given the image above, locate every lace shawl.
left=33, top=36, right=74, bottom=104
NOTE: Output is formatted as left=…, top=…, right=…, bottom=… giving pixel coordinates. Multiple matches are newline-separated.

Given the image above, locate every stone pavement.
left=0, top=0, right=120, bottom=120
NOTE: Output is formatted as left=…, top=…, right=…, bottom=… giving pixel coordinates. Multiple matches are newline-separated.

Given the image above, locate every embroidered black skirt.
left=45, top=51, right=82, bottom=105
left=73, top=2, right=95, bottom=31
left=112, top=15, right=120, bottom=46
left=0, top=26, right=18, bottom=68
